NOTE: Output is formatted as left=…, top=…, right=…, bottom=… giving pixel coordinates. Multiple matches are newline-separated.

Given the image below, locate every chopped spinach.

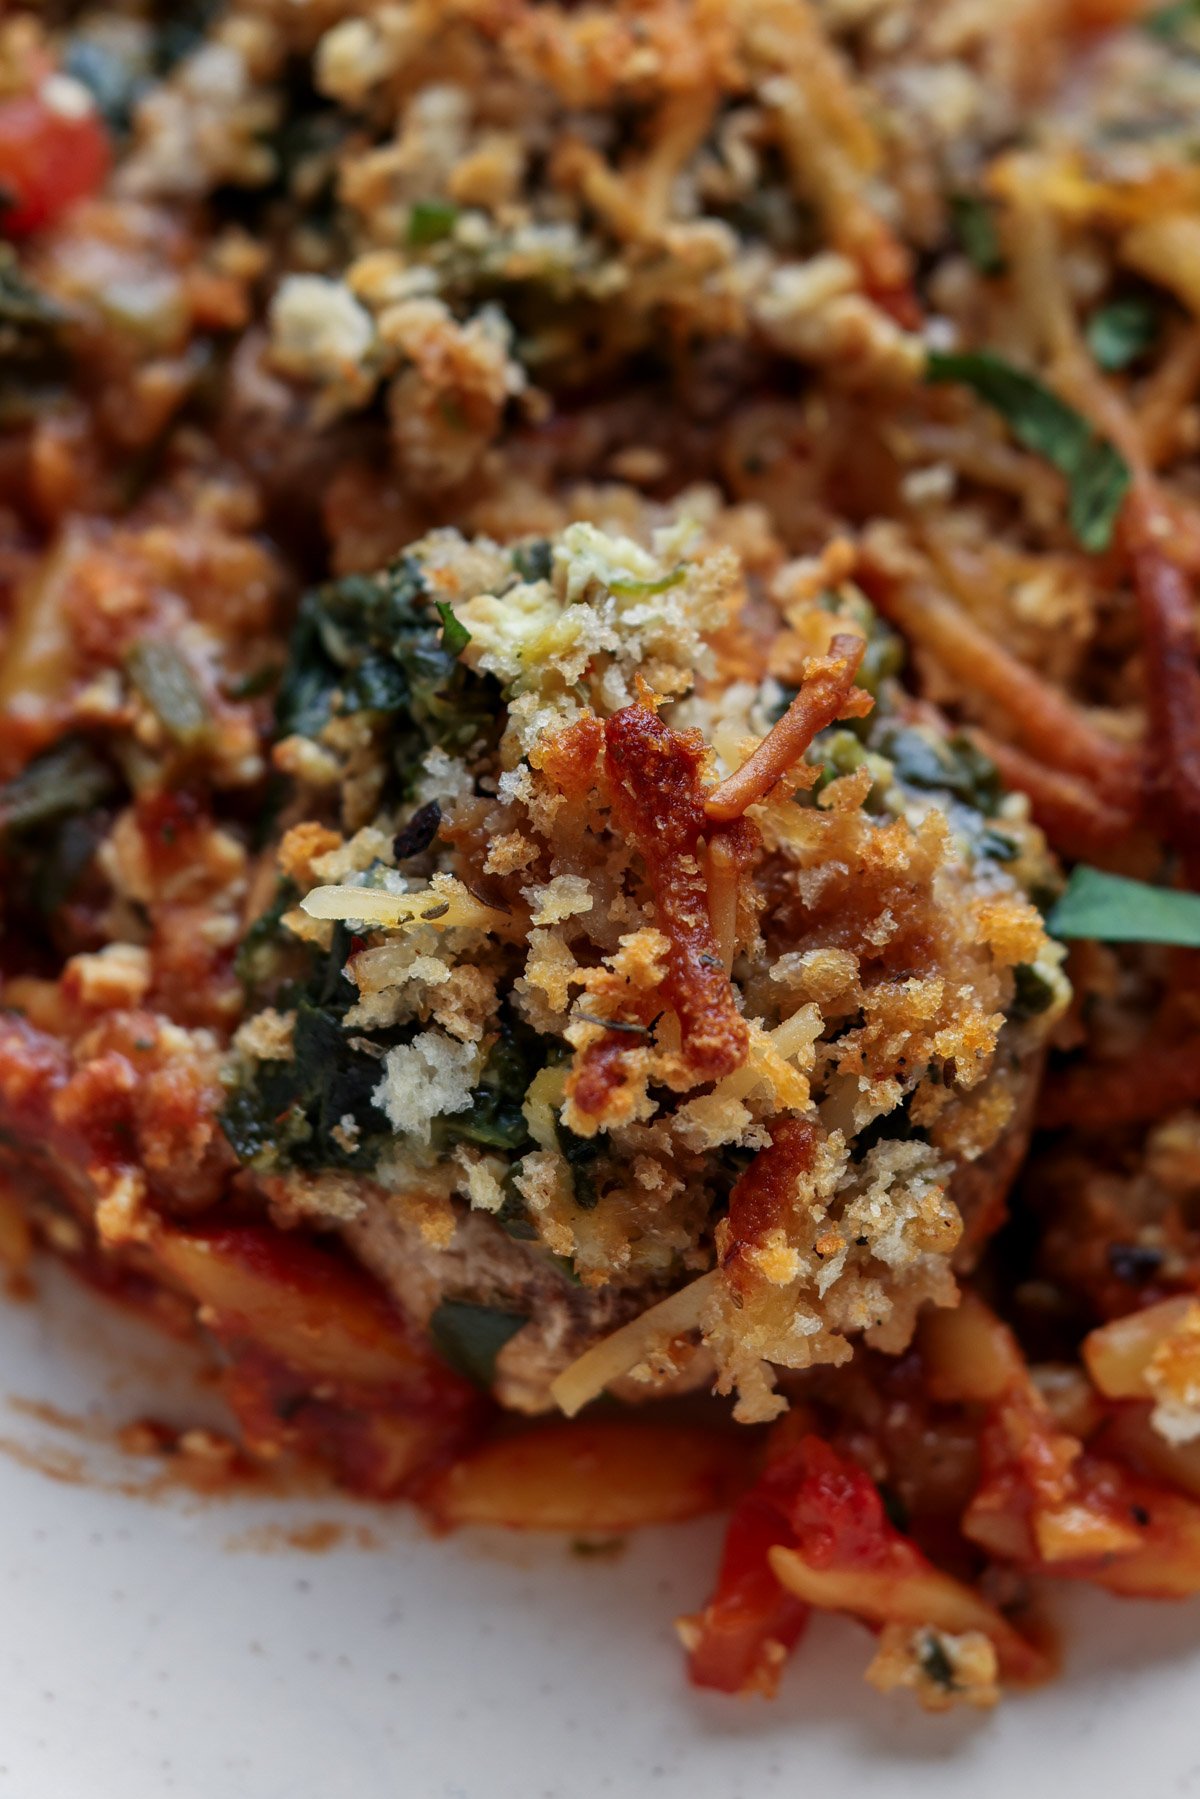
left=152, top=0, right=221, bottom=73
left=1009, top=964, right=1056, bottom=1020
left=1048, top=865, right=1200, bottom=948
left=439, top=1022, right=536, bottom=1155
left=0, top=248, right=69, bottom=412
left=0, top=739, right=122, bottom=949
left=1086, top=298, right=1160, bottom=372
left=978, top=827, right=1018, bottom=862
left=234, top=878, right=300, bottom=994
left=948, top=192, right=1006, bottom=276
left=1146, top=0, right=1200, bottom=40
left=428, top=1299, right=528, bottom=1387
left=125, top=639, right=212, bottom=748
left=0, top=251, right=66, bottom=339
left=555, top=1119, right=605, bottom=1210
left=0, top=738, right=117, bottom=834
left=917, top=1633, right=957, bottom=1692
left=512, top=539, right=553, bottom=583
left=926, top=349, right=1131, bottom=552
left=879, top=1483, right=910, bottom=1533
left=274, top=554, right=498, bottom=790
left=220, top=997, right=391, bottom=1170
left=874, top=723, right=1003, bottom=816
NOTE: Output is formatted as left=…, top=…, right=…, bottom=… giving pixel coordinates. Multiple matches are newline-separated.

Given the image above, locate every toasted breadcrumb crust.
left=3, top=0, right=1200, bottom=1717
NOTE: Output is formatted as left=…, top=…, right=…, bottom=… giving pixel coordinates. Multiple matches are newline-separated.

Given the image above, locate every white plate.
left=2, top=1263, right=1200, bottom=1799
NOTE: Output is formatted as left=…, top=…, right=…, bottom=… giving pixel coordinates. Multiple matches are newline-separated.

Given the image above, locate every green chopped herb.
left=125, top=639, right=212, bottom=747
left=875, top=723, right=1003, bottom=816
left=223, top=664, right=282, bottom=701
left=1009, top=963, right=1056, bottom=1020
left=879, top=1484, right=910, bottom=1533
left=926, top=349, right=1131, bottom=552
left=408, top=200, right=460, bottom=246
left=607, top=566, right=686, bottom=598
left=0, top=250, right=66, bottom=336
left=556, top=1119, right=605, bottom=1211
left=439, top=1023, right=537, bottom=1155
left=1086, top=298, right=1160, bottom=372
left=978, top=828, right=1018, bottom=863
left=1146, top=0, right=1200, bottom=40
left=1048, top=865, right=1200, bottom=948
left=570, top=1537, right=627, bottom=1559
left=435, top=599, right=471, bottom=656
left=0, top=738, right=116, bottom=834
left=948, top=192, right=1006, bottom=276
left=428, top=1299, right=528, bottom=1388
left=918, top=1633, right=957, bottom=1692
left=234, top=878, right=300, bottom=993
left=512, top=539, right=553, bottom=583
left=274, top=553, right=499, bottom=792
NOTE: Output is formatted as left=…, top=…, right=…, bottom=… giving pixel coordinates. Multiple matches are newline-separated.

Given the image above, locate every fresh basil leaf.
left=435, top=599, right=471, bottom=656
left=1049, top=865, right=1200, bottom=947
left=429, top=1300, right=527, bottom=1387
left=408, top=200, right=459, bottom=246
left=1086, top=298, right=1160, bottom=373
left=926, top=349, right=1131, bottom=551
left=948, top=193, right=1006, bottom=276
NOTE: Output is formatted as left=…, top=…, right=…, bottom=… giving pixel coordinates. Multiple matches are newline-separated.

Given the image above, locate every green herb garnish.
left=926, top=349, right=1131, bottom=551
left=1009, top=964, right=1056, bottom=1020
left=608, top=566, right=686, bottom=598
left=917, top=1633, right=957, bottom=1692
left=948, top=193, right=1006, bottom=276
left=439, top=1023, right=535, bottom=1154
left=125, top=639, right=212, bottom=747
left=1048, top=866, right=1200, bottom=947
left=0, top=738, right=116, bottom=834
left=875, top=723, right=1003, bottom=816
left=274, top=554, right=498, bottom=790
left=435, top=599, right=471, bottom=656
left=512, top=539, right=553, bottom=583
left=408, top=200, right=460, bottom=246
left=1146, top=0, right=1200, bottom=40
left=428, top=1299, right=527, bottom=1388
left=1086, top=298, right=1160, bottom=373
left=556, top=1119, right=605, bottom=1211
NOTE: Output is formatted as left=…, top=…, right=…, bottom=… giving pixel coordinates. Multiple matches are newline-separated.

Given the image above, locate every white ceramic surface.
left=1, top=1263, right=1199, bottom=1799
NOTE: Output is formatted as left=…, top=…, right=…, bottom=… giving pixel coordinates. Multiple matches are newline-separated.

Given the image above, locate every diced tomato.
left=684, top=1488, right=809, bottom=1697
left=0, top=90, right=111, bottom=237
left=686, top=1434, right=1048, bottom=1695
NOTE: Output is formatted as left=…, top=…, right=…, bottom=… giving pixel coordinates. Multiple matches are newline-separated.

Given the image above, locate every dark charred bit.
left=393, top=800, right=442, bottom=861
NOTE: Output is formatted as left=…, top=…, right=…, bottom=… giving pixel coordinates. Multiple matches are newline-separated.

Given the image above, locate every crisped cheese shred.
left=550, top=1271, right=720, bottom=1417
left=301, top=877, right=511, bottom=934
